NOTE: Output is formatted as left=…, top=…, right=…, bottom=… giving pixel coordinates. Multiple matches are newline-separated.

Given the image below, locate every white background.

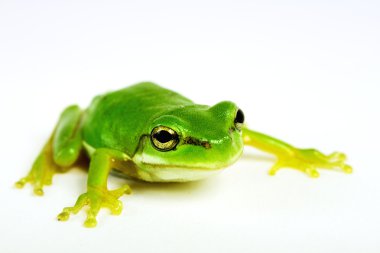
left=0, top=0, right=379, bottom=253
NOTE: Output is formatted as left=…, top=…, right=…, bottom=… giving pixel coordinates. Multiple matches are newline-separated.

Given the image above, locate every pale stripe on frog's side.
left=82, top=141, right=241, bottom=182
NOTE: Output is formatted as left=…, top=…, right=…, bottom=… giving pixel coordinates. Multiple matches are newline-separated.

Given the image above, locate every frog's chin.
left=138, top=165, right=226, bottom=182
left=132, top=153, right=241, bottom=183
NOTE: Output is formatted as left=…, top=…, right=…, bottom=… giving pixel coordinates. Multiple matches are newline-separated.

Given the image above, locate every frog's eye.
left=151, top=126, right=179, bottom=151
left=234, top=108, right=245, bottom=131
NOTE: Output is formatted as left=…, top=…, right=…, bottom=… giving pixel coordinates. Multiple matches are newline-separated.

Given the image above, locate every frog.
left=15, top=82, right=352, bottom=227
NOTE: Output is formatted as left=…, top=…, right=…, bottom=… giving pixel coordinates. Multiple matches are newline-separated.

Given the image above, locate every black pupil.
left=154, top=130, right=173, bottom=143
left=235, top=109, right=245, bottom=124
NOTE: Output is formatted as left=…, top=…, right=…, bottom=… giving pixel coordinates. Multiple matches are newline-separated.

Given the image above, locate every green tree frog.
left=15, top=82, right=352, bottom=227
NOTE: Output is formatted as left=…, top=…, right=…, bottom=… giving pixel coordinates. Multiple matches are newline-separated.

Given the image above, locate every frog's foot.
left=268, top=149, right=353, bottom=178
left=15, top=153, right=59, bottom=196
left=57, top=185, right=132, bottom=228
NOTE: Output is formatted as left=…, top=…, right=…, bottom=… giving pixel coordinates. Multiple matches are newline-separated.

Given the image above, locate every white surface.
left=0, top=1, right=379, bottom=253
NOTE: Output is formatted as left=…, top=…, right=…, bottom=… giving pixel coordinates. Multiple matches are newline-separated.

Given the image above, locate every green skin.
left=16, top=82, right=352, bottom=228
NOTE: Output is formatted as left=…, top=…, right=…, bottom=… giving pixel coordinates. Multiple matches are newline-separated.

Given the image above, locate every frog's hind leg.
left=15, top=105, right=83, bottom=195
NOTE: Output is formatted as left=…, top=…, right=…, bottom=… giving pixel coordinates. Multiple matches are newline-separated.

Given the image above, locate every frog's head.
left=135, top=101, right=245, bottom=182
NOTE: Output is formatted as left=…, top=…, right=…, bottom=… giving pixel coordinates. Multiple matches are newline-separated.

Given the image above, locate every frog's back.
left=82, top=82, right=194, bottom=156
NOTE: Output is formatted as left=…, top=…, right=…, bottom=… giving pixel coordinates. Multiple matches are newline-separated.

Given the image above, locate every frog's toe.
left=342, top=164, right=353, bottom=174
left=15, top=165, right=56, bottom=195
left=45, top=178, right=53, bottom=186
left=269, top=163, right=320, bottom=178
left=322, top=152, right=353, bottom=174
left=331, top=162, right=353, bottom=174
left=83, top=203, right=101, bottom=228
left=103, top=199, right=123, bottom=215
left=268, top=162, right=283, bottom=176
left=328, top=152, right=347, bottom=162
left=33, top=187, right=44, bottom=196
left=84, top=217, right=97, bottom=228
left=304, top=166, right=320, bottom=178
left=57, top=209, right=71, bottom=221
left=15, top=177, right=45, bottom=196
left=57, top=194, right=90, bottom=222
left=14, top=177, right=28, bottom=189
left=109, top=185, right=132, bottom=198
left=329, top=152, right=353, bottom=174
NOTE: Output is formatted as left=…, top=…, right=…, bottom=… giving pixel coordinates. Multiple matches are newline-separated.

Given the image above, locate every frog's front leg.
left=57, top=148, right=132, bottom=228
left=242, top=128, right=352, bottom=177
left=15, top=105, right=83, bottom=195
